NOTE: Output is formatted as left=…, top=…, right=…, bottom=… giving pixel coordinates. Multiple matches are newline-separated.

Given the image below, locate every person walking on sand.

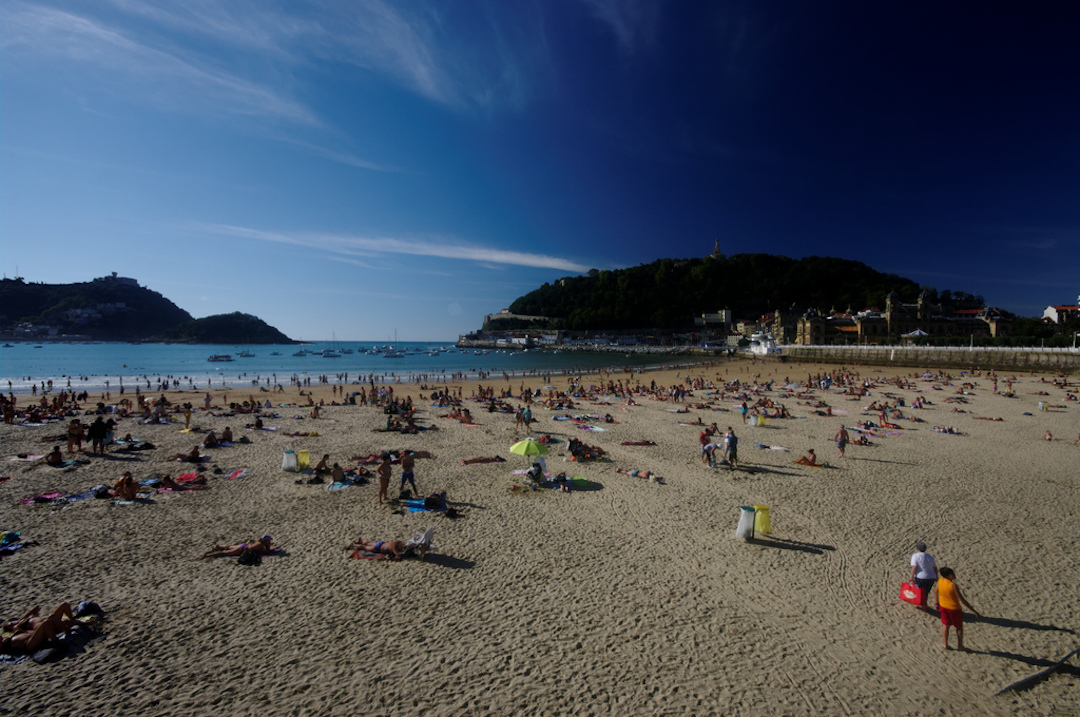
left=909, top=541, right=938, bottom=609
left=834, top=425, right=850, bottom=458
left=377, top=453, right=392, bottom=504
left=726, top=427, right=739, bottom=470
left=933, top=567, right=980, bottom=650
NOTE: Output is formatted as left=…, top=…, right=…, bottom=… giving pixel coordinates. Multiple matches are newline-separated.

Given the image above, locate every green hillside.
left=158, top=312, right=294, bottom=344
left=506, top=254, right=928, bottom=330
left=0, top=275, right=294, bottom=343
left=0, top=275, right=193, bottom=340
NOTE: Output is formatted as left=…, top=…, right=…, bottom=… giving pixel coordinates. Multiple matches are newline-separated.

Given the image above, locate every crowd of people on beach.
left=4, top=359, right=1078, bottom=667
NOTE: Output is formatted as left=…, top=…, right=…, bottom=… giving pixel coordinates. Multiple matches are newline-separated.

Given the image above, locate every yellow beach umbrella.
left=510, top=438, right=549, bottom=456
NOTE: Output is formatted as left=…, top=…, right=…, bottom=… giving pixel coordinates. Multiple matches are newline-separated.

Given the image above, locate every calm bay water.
left=0, top=341, right=683, bottom=395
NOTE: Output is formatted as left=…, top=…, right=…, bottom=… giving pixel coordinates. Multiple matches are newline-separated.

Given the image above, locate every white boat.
left=321, top=349, right=342, bottom=358
left=237, top=350, right=256, bottom=358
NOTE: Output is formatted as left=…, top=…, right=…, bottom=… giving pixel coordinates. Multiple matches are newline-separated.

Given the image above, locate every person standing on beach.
left=377, top=453, right=392, bottom=504
left=834, top=425, right=850, bottom=458
left=66, top=419, right=84, bottom=454
left=726, top=427, right=739, bottom=470
left=933, top=567, right=980, bottom=650
left=400, top=452, right=417, bottom=496
left=87, top=416, right=107, bottom=456
left=909, top=541, right=937, bottom=609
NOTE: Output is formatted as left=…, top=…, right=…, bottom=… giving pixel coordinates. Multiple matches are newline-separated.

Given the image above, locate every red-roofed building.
left=1043, top=299, right=1079, bottom=324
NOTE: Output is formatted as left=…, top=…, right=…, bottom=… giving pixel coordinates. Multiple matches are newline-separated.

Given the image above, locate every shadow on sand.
left=746, top=535, right=835, bottom=555
left=422, top=554, right=475, bottom=570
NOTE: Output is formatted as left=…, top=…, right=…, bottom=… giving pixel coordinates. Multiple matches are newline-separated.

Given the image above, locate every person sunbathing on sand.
left=169, top=445, right=205, bottom=462
left=220, top=427, right=234, bottom=443
left=461, top=455, right=505, bottom=464
left=1, top=603, right=93, bottom=654
left=344, top=537, right=407, bottom=558
left=202, top=431, right=218, bottom=448
left=794, top=449, right=819, bottom=466
left=201, top=535, right=275, bottom=559
left=617, top=467, right=660, bottom=481
left=113, top=471, right=139, bottom=500
left=159, top=473, right=206, bottom=491
left=2, top=603, right=90, bottom=635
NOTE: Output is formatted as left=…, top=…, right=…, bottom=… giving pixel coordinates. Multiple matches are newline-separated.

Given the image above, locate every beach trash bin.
left=745, top=414, right=756, bottom=427
left=297, top=449, right=310, bottom=470
left=755, top=414, right=765, bottom=427
left=736, top=506, right=756, bottom=540
left=753, top=504, right=771, bottom=535
left=1038, top=401, right=1046, bottom=411
left=282, top=450, right=297, bottom=472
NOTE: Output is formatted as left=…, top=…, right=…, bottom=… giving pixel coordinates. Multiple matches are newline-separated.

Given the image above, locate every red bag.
left=900, top=582, right=922, bottom=605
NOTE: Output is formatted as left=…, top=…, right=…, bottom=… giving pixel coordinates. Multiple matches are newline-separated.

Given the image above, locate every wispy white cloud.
left=580, top=0, right=660, bottom=51
left=1, top=0, right=548, bottom=171
left=1, top=2, right=322, bottom=127
left=198, top=223, right=591, bottom=273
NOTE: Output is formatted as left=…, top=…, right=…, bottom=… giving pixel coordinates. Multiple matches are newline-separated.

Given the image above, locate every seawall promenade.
left=780, top=344, right=1080, bottom=372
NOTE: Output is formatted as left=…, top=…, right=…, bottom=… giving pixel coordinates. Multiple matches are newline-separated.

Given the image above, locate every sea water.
left=0, top=341, right=690, bottom=395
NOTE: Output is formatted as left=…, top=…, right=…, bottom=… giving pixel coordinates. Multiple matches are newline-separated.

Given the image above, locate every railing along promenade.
left=779, top=344, right=1080, bottom=372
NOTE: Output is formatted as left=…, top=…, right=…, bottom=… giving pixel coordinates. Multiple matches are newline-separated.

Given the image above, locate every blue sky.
left=2, top=1, right=1078, bottom=341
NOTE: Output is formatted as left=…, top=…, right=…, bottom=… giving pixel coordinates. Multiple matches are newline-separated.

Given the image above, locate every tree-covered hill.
left=0, top=275, right=193, bottom=340
left=157, top=312, right=294, bottom=344
left=0, top=275, right=294, bottom=343
left=507, top=254, right=926, bottom=330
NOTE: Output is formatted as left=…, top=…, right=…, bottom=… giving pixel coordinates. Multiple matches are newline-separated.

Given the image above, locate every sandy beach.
left=2, top=359, right=1078, bottom=716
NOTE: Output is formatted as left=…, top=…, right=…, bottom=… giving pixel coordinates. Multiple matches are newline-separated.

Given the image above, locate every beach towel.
left=402, top=498, right=446, bottom=513
left=225, top=468, right=249, bottom=480
left=578, top=425, right=606, bottom=432
left=9, top=455, right=45, bottom=462
left=754, top=442, right=789, bottom=451
left=0, top=543, right=25, bottom=557
left=511, top=469, right=553, bottom=478
left=17, top=492, right=65, bottom=504
left=620, top=441, right=656, bottom=446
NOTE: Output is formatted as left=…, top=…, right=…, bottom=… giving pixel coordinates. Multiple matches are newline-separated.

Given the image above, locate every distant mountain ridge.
left=0, top=275, right=295, bottom=343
